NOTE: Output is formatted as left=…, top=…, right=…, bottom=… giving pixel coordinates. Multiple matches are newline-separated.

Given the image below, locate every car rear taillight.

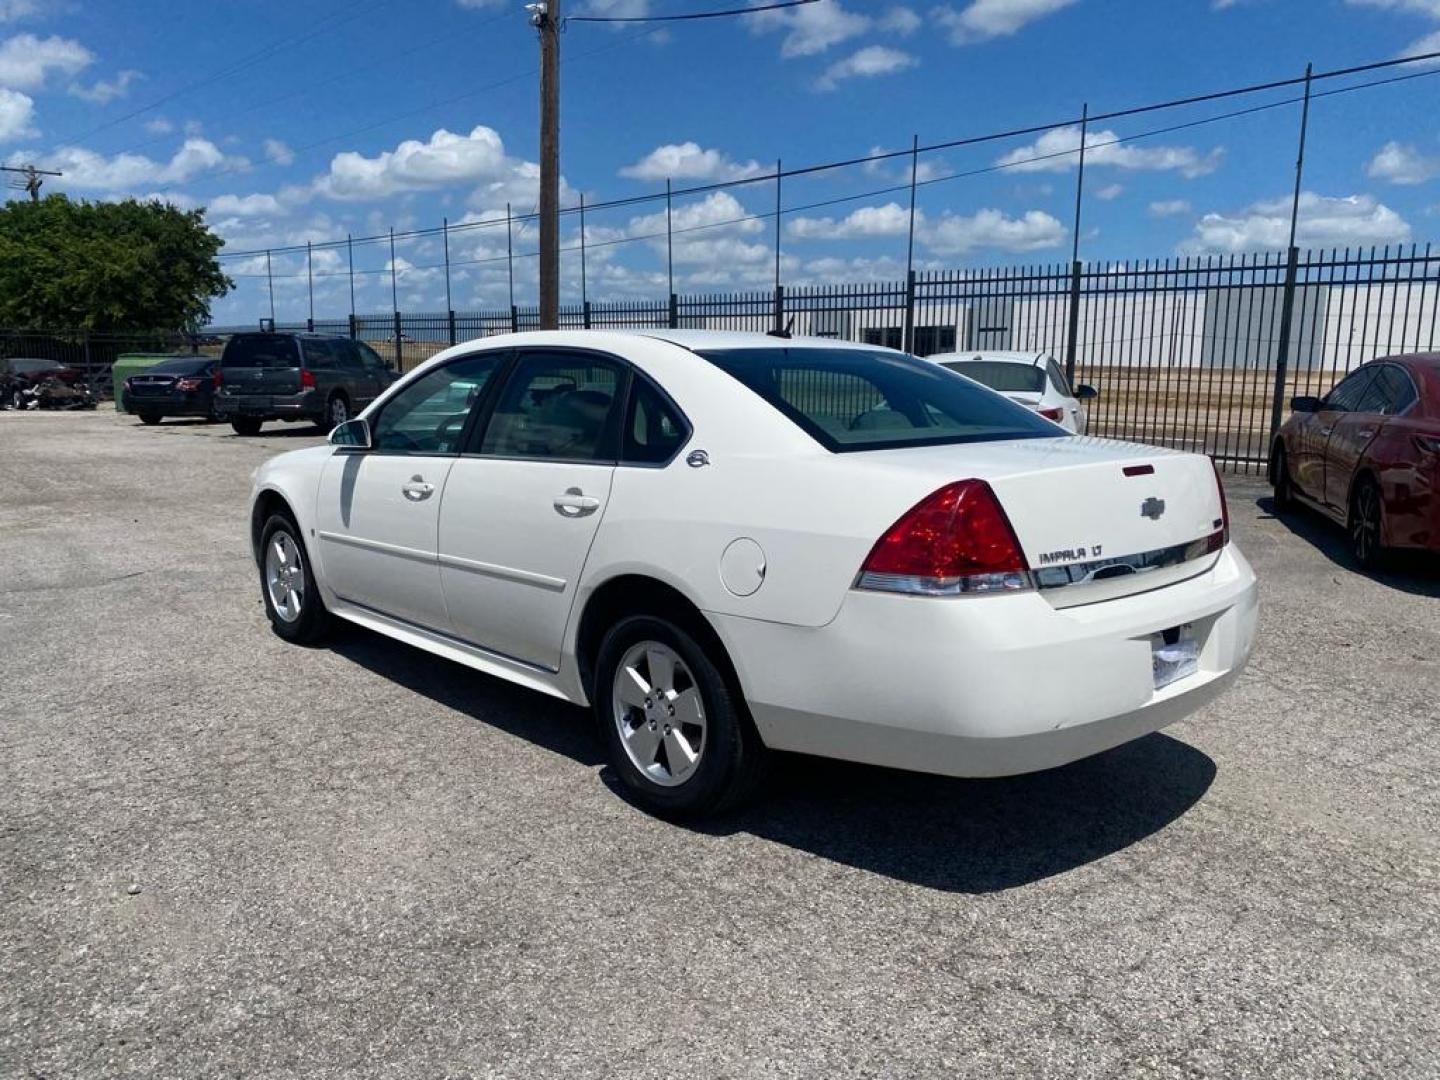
left=176, top=377, right=202, bottom=391
left=856, top=479, right=1033, bottom=596
left=1038, top=406, right=1065, bottom=422
left=299, top=369, right=316, bottom=389
left=212, top=368, right=223, bottom=389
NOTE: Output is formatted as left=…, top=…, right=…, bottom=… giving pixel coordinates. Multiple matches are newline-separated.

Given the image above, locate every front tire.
left=231, top=417, right=263, bottom=436
left=1272, top=444, right=1295, bottom=512
left=258, top=514, right=330, bottom=644
left=1349, top=477, right=1386, bottom=570
left=595, top=615, right=768, bottom=818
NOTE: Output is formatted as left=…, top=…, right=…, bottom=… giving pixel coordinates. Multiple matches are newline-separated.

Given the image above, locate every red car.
left=1270, top=353, right=1440, bottom=567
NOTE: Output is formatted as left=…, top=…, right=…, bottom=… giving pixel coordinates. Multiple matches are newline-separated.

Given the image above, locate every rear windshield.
left=941, top=359, right=1044, bottom=394
left=697, top=347, right=1060, bottom=452
left=222, top=336, right=299, bottom=369
left=150, top=356, right=212, bottom=375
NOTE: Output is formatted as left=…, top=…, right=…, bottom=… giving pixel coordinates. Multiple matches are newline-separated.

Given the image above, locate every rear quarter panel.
left=1367, top=419, right=1438, bottom=550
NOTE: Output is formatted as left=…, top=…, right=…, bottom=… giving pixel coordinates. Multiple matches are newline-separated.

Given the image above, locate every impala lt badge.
left=1141, top=497, right=1166, bottom=521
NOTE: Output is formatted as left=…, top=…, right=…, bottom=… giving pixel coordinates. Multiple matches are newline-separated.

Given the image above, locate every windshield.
left=697, top=347, right=1061, bottom=452
left=222, top=336, right=299, bottom=369
left=150, top=356, right=212, bottom=375
left=941, top=359, right=1044, bottom=394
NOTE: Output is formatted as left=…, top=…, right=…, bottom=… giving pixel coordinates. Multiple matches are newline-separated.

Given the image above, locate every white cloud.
left=816, top=45, right=917, bottom=90
left=788, top=202, right=913, bottom=240
left=263, top=137, right=294, bottom=166
left=1095, top=182, right=1124, bottom=200
left=143, top=117, right=173, bottom=135
left=923, top=207, right=1066, bottom=256
left=0, top=33, right=91, bottom=89
left=787, top=201, right=1065, bottom=256
left=997, top=125, right=1223, bottom=178
left=1149, top=199, right=1192, bottom=217
left=932, top=0, right=1078, bottom=44
left=208, top=193, right=285, bottom=218
left=619, top=141, right=765, bottom=182
left=1179, top=192, right=1411, bottom=254
left=0, top=85, right=34, bottom=140
left=68, top=69, right=141, bottom=104
left=314, top=125, right=519, bottom=201
left=9, top=137, right=245, bottom=190
left=1366, top=140, right=1440, bottom=184
left=881, top=6, right=923, bottom=33
left=0, top=1, right=43, bottom=21
left=1346, top=0, right=1440, bottom=17
left=747, top=0, right=870, bottom=57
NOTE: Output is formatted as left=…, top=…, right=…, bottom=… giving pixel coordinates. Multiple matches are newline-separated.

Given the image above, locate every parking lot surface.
left=2, top=409, right=1438, bottom=1079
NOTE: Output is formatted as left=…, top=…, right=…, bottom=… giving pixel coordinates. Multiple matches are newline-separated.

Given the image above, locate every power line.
left=50, top=0, right=396, bottom=151
left=568, top=0, right=818, bottom=22
left=214, top=48, right=1440, bottom=262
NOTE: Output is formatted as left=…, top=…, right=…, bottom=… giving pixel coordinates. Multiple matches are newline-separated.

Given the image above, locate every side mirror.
left=330, top=417, right=371, bottom=449
left=1290, top=395, right=1322, bottom=414
left=1075, top=384, right=1099, bottom=400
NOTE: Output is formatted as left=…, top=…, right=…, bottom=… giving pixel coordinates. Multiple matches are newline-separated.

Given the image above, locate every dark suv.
left=214, top=333, right=396, bottom=436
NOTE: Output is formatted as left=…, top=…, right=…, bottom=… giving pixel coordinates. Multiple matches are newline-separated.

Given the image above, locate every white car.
left=248, top=330, right=1257, bottom=817
left=930, top=350, right=1096, bottom=433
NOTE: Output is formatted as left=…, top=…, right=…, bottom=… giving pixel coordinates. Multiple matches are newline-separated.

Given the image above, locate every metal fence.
left=200, top=243, right=1440, bottom=475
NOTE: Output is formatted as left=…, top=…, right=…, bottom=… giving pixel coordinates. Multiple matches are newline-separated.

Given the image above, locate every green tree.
left=0, top=195, right=232, bottom=331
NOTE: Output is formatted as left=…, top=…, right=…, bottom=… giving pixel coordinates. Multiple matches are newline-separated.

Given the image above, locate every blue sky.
left=5, top=0, right=1440, bottom=323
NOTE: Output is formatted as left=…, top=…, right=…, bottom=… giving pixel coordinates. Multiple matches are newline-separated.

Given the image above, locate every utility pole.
left=1, top=163, right=62, bottom=201
left=531, top=0, right=561, bottom=329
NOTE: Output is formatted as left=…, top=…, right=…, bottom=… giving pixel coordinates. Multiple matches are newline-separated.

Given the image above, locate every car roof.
left=928, top=350, right=1046, bottom=367
left=625, top=329, right=891, bottom=353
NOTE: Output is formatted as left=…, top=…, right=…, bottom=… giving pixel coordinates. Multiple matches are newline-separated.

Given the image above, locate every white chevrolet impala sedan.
left=248, top=330, right=1258, bottom=816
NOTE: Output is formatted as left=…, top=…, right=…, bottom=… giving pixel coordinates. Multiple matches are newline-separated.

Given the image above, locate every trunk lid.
left=855, top=437, right=1225, bottom=607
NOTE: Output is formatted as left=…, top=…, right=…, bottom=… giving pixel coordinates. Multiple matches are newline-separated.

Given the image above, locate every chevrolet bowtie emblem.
left=1140, top=497, right=1166, bottom=521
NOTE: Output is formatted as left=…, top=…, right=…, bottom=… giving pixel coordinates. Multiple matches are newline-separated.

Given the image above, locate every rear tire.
left=258, top=513, right=330, bottom=644
left=320, top=393, right=350, bottom=431
left=1271, top=444, right=1295, bottom=512
left=595, top=614, right=768, bottom=818
left=137, top=410, right=161, bottom=426
left=1349, top=477, right=1386, bottom=570
left=231, top=418, right=263, bottom=436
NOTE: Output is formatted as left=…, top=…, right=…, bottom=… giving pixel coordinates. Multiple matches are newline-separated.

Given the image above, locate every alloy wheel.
left=329, top=396, right=349, bottom=426
left=265, top=531, right=306, bottom=623
left=611, top=640, right=707, bottom=787
left=1351, top=483, right=1381, bottom=565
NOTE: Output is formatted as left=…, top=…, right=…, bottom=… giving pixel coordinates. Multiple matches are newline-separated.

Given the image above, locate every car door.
left=1322, top=367, right=1389, bottom=511
left=1044, top=357, right=1082, bottom=432
left=313, top=352, right=506, bottom=631
left=437, top=348, right=629, bottom=671
left=1293, top=367, right=1372, bottom=501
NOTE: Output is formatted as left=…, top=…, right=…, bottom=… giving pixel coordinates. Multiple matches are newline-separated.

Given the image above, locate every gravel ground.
left=2, top=408, right=1437, bottom=1080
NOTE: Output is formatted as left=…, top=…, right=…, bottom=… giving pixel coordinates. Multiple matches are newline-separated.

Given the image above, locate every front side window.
left=623, top=378, right=689, bottom=464
left=371, top=354, right=502, bottom=454
left=479, top=351, right=624, bottom=461
left=1324, top=368, right=1375, bottom=412
left=942, top=359, right=1045, bottom=394
left=700, top=347, right=1059, bottom=452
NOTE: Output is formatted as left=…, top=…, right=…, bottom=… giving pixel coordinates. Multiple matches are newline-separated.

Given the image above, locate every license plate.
left=1152, top=637, right=1199, bottom=690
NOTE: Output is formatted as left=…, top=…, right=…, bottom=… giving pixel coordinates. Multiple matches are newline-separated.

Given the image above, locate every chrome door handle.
left=1357, top=428, right=1376, bottom=439
left=1319, top=426, right=1333, bottom=436
left=402, top=476, right=435, bottom=501
left=553, top=487, right=600, bottom=517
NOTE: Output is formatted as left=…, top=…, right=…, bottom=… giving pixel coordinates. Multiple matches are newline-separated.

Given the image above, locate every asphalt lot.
left=2, top=409, right=1437, bottom=1079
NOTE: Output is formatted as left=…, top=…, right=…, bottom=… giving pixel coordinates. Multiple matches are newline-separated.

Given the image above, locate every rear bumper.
left=214, top=390, right=321, bottom=421
left=710, top=544, right=1258, bottom=778
left=121, top=391, right=213, bottom=416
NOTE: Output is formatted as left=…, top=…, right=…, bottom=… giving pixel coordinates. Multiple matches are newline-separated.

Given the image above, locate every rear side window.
left=223, top=337, right=299, bottom=369
left=303, top=339, right=339, bottom=370
left=623, top=378, right=689, bottom=464
left=942, top=360, right=1045, bottom=394
left=1368, top=365, right=1418, bottom=416
left=700, top=347, right=1059, bottom=452
left=479, top=352, right=624, bottom=462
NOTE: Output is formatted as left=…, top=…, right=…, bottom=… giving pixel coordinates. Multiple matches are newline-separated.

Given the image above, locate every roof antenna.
left=767, top=315, right=795, bottom=339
